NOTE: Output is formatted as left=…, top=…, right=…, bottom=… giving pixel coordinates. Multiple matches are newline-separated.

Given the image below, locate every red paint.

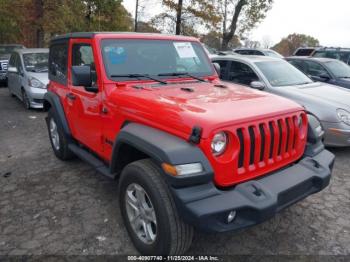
left=48, top=33, right=307, bottom=187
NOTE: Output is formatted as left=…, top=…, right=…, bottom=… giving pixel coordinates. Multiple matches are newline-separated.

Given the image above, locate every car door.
left=7, top=53, right=21, bottom=96
left=66, top=39, right=103, bottom=155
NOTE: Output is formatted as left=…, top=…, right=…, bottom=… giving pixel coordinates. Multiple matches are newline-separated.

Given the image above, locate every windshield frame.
left=255, top=60, right=313, bottom=87
left=22, top=52, right=49, bottom=73
left=100, top=38, right=215, bottom=82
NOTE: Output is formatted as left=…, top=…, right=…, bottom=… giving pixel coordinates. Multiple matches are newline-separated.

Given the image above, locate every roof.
left=211, top=54, right=282, bottom=63
left=286, top=56, right=339, bottom=63
left=51, top=32, right=198, bottom=42
left=0, top=44, right=24, bottom=47
left=234, top=48, right=271, bottom=52
left=15, top=48, right=48, bottom=54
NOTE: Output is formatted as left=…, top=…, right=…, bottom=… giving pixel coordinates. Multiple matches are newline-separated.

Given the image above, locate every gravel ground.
left=0, top=87, right=349, bottom=257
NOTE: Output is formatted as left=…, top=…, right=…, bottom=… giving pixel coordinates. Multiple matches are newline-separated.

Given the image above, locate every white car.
left=7, top=48, right=49, bottom=109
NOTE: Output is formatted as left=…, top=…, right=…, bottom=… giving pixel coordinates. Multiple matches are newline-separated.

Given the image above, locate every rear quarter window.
left=49, top=43, right=68, bottom=85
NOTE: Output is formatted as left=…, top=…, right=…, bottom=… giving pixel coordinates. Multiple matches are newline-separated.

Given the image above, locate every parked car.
left=7, top=48, right=49, bottom=109
left=44, top=32, right=334, bottom=255
left=212, top=55, right=350, bottom=147
left=0, top=44, right=25, bottom=85
left=293, top=47, right=320, bottom=57
left=234, top=48, right=283, bottom=58
left=286, top=57, right=350, bottom=89
left=312, top=47, right=350, bottom=65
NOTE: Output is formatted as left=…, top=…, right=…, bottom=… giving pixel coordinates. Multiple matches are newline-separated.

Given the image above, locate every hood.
left=109, top=81, right=303, bottom=138
left=0, top=54, right=10, bottom=61
left=27, top=71, right=49, bottom=86
left=282, top=82, right=350, bottom=109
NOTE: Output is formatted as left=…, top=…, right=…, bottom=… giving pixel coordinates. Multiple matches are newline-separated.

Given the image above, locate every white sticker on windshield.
left=174, top=42, right=198, bottom=58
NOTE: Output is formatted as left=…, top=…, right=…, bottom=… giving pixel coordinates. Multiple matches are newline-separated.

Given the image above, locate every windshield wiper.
left=157, top=72, right=206, bottom=82
left=110, top=74, right=167, bottom=85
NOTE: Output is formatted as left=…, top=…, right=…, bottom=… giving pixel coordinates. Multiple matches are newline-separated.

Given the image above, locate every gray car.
left=212, top=55, right=350, bottom=147
left=286, top=57, right=350, bottom=89
left=7, top=48, right=49, bottom=109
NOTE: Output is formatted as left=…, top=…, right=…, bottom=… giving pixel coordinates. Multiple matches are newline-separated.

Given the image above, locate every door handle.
left=66, top=93, right=76, bottom=100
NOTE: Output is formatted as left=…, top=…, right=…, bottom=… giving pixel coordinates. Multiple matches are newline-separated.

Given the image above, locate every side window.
left=213, top=60, right=228, bottom=79
left=313, top=51, right=327, bottom=58
left=289, top=60, right=307, bottom=73
left=253, top=50, right=264, bottom=56
left=72, top=44, right=96, bottom=85
left=304, top=61, right=329, bottom=77
left=17, top=54, right=23, bottom=73
left=49, top=44, right=68, bottom=85
left=228, top=61, right=259, bottom=86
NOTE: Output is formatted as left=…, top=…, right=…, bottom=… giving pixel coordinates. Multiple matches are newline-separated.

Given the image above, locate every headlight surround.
left=211, top=132, right=228, bottom=156
left=337, top=109, right=350, bottom=126
left=28, top=77, right=45, bottom=89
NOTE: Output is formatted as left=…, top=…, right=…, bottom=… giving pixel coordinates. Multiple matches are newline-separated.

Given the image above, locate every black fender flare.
left=111, top=123, right=214, bottom=187
left=44, top=91, right=72, bottom=139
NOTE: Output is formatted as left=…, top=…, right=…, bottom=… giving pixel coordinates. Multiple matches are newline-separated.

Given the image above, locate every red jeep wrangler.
left=44, top=33, right=334, bottom=255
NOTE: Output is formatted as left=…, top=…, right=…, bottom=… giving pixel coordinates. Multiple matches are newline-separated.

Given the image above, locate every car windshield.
left=265, top=50, right=283, bottom=58
left=101, top=39, right=214, bottom=80
left=324, top=60, right=350, bottom=78
left=23, top=53, right=49, bottom=72
left=0, top=46, right=23, bottom=55
left=256, top=60, right=313, bottom=87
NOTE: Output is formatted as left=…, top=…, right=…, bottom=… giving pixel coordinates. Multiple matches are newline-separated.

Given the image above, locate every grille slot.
left=235, top=114, right=305, bottom=176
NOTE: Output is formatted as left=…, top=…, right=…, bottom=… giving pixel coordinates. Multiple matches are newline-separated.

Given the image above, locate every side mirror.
left=250, top=81, right=265, bottom=90
left=213, top=63, right=221, bottom=75
left=7, top=67, right=18, bottom=73
left=72, top=65, right=97, bottom=92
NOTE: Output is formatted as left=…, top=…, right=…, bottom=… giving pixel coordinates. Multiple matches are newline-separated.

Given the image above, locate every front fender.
left=111, top=123, right=214, bottom=187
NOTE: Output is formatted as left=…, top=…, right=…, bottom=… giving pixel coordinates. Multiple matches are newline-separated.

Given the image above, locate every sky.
left=123, top=0, right=350, bottom=47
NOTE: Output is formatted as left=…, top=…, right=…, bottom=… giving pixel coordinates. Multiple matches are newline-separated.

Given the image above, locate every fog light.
left=227, top=210, right=237, bottom=224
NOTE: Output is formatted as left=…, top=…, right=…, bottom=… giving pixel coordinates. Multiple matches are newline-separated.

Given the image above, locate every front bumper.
left=322, top=121, right=350, bottom=147
left=171, top=149, right=334, bottom=233
left=26, top=86, right=47, bottom=108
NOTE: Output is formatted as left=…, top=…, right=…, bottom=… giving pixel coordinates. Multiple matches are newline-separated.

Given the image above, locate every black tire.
left=22, top=89, right=31, bottom=110
left=47, top=108, right=74, bottom=160
left=119, top=159, right=193, bottom=255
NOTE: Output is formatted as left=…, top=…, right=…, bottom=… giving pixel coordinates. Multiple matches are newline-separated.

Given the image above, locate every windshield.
left=0, top=46, right=23, bottom=55
left=324, top=60, right=350, bottom=78
left=101, top=39, right=214, bottom=80
left=256, top=60, right=313, bottom=87
left=23, top=53, right=49, bottom=72
left=265, top=50, right=283, bottom=58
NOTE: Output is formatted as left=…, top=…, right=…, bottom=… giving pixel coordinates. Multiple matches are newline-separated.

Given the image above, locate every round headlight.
left=337, top=109, right=350, bottom=126
left=211, top=132, right=228, bottom=156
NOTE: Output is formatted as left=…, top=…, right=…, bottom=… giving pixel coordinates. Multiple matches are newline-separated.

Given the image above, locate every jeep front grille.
left=0, top=62, right=8, bottom=71
left=235, top=112, right=307, bottom=176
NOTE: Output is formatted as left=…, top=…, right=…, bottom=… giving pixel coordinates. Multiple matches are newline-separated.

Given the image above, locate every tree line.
left=0, top=0, right=319, bottom=54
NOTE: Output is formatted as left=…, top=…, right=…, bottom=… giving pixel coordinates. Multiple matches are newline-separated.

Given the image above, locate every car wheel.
left=47, top=108, right=74, bottom=160
left=119, top=159, right=193, bottom=255
left=22, top=89, right=31, bottom=110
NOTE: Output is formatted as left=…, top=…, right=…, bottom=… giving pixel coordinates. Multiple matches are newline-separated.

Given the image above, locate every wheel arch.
left=44, top=91, right=72, bottom=139
left=110, top=123, right=213, bottom=186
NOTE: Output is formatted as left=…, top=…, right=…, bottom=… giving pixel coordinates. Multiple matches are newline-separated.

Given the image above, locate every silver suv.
left=7, top=48, right=49, bottom=109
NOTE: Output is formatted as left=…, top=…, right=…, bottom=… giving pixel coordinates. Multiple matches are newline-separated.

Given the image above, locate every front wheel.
left=22, top=89, right=31, bottom=110
left=47, top=109, right=74, bottom=160
left=119, top=159, right=193, bottom=255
